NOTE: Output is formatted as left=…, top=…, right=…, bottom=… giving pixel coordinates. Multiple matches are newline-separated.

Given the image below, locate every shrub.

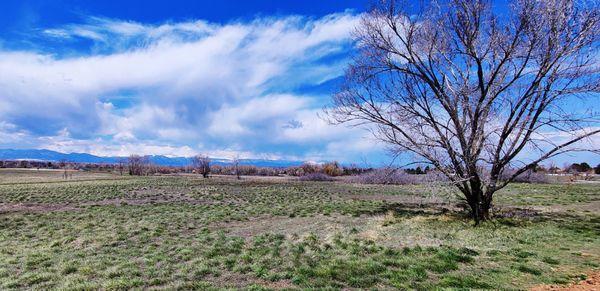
left=500, top=169, right=550, bottom=184
left=569, top=162, right=592, bottom=173
left=300, top=163, right=319, bottom=175
left=350, top=168, right=447, bottom=185
left=323, top=161, right=343, bottom=176
left=299, top=173, right=334, bottom=182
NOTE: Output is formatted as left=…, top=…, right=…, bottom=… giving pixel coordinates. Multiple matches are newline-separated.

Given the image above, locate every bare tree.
left=128, top=155, right=149, bottom=176
left=233, top=155, right=241, bottom=180
left=58, top=159, right=69, bottom=179
left=327, top=0, right=600, bottom=224
left=191, top=155, right=211, bottom=178
left=117, top=158, right=126, bottom=176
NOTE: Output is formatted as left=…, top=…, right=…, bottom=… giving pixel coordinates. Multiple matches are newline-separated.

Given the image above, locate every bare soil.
left=0, top=197, right=215, bottom=213
left=531, top=271, right=600, bottom=291
left=0, top=203, right=80, bottom=213
left=203, top=271, right=295, bottom=289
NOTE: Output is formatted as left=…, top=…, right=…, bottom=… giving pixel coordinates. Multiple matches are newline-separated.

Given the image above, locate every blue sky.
left=0, top=1, right=598, bottom=166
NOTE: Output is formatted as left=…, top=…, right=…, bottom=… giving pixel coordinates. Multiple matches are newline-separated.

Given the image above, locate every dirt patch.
left=344, top=193, right=459, bottom=211
left=0, top=197, right=216, bottom=214
left=81, top=197, right=215, bottom=207
left=345, top=193, right=426, bottom=203
left=494, top=207, right=541, bottom=219
left=531, top=271, right=600, bottom=290
left=204, top=271, right=294, bottom=289
left=0, top=203, right=80, bottom=213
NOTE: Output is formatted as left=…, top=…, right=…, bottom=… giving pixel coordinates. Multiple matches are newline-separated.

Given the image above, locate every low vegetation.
left=0, top=169, right=598, bottom=289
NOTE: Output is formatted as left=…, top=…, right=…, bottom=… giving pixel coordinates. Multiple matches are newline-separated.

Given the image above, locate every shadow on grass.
left=354, top=200, right=599, bottom=236
left=362, top=202, right=458, bottom=217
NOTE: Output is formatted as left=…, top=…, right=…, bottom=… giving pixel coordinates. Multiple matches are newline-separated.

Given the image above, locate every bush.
left=323, top=161, right=343, bottom=176
left=300, top=163, right=319, bottom=175
left=350, top=168, right=409, bottom=184
left=569, top=162, right=592, bottom=173
left=500, top=169, right=550, bottom=184
left=299, top=173, right=334, bottom=182
left=350, top=168, right=447, bottom=185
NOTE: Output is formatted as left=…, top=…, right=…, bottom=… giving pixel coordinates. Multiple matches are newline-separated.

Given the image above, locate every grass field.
left=0, top=169, right=598, bottom=290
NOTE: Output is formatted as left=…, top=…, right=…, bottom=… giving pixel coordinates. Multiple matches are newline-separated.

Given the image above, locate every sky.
left=0, top=0, right=598, bottom=166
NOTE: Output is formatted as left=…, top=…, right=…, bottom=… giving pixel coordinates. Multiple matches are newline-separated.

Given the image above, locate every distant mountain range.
left=0, top=149, right=305, bottom=168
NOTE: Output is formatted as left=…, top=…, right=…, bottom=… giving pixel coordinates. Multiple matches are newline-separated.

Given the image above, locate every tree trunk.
left=472, top=202, right=491, bottom=225
left=467, top=188, right=492, bottom=225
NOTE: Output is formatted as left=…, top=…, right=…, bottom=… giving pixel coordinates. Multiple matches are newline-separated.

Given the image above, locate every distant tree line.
left=1, top=159, right=599, bottom=177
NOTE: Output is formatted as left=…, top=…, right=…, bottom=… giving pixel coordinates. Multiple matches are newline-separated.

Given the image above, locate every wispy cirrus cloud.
left=42, top=16, right=216, bottom=46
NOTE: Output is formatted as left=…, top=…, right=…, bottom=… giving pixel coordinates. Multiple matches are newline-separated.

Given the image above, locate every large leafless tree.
left=327, top=0, right=600, bottom=223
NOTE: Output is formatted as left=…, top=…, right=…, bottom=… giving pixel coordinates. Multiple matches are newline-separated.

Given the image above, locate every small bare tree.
left=128, top=155, right=149, bottom=176
left=327, top=0, right=600, bottom=224
left=58, top=159, right=68, bottom=179
left=233, top=155, right=241, bottom=180
left=117, top=158, right=126, bottom=176
left=191, top=155, right=211, bottom=178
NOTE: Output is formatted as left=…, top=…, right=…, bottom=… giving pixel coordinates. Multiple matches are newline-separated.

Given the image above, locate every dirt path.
left=0, top=203, right=80, bottom=213
left=531, top=271, right=600, bottom=291
left=0, top=197, right=216, bottom=213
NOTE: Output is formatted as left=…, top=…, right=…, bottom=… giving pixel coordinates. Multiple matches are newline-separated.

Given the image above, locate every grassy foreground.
left=0, top=169, right=598, bottom=289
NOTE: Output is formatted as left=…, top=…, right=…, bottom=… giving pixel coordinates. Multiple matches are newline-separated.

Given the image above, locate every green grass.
left=495, top=182, right=600, bottom=206
left=0, top=170, right=598, bottom=289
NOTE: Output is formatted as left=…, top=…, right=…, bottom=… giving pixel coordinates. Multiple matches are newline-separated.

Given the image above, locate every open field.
left=0, top=169, right=598, bottom=289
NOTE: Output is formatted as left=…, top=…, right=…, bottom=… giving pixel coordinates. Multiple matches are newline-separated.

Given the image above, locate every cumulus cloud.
left=207, top=94, right=309, bottom=137
left=0, top=12, right=388, bottom=161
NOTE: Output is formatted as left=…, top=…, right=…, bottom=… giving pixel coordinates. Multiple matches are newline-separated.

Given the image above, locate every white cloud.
left=207, top=94, right=309, bottom=136
left=0, top=12, right=358, bottom=122
left=0, top=12, right=392, bottom=161
left=44, top=16, right=216, bottom=43
left=0, top=122, right=29, bottom=144
left=38, top=132, right=198, bottom=157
